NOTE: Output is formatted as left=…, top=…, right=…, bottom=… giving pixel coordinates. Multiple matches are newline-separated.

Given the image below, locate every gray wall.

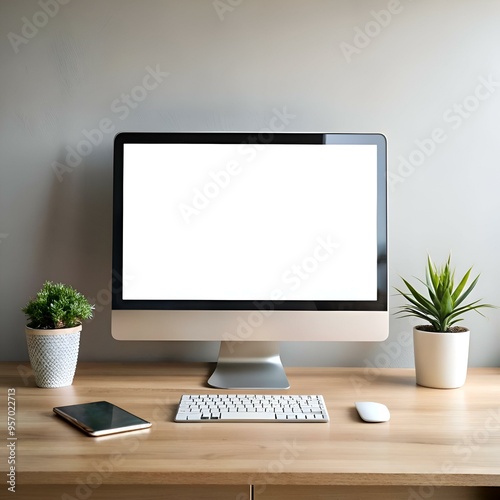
left=1, top=0, right=499, bottom=368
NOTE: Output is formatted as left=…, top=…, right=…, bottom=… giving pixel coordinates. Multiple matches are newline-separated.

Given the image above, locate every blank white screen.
left=122, top=143, right=378, bottom=301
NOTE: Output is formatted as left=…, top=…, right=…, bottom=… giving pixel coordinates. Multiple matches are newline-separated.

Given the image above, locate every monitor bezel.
left=112, top=132, right=387, bottom=313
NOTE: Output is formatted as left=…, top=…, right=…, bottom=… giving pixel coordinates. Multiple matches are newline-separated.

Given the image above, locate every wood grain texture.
left=2, top=363, right=500, bottom=496
left=256, top=485, right=499, bottom=500
left=15, top=485, right=250, bottom=500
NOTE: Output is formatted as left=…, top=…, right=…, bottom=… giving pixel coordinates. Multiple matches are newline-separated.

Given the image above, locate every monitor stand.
left=207, top=341, right=290, bottom=389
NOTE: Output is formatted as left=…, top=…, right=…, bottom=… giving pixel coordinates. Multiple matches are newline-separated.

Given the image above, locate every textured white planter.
left=413, top=326, right=470, bottom=389
left=25, top=325, right=81, bottom=388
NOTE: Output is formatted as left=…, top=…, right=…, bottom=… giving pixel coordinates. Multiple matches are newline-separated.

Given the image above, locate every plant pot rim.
left=25, top=324, right=82, bottom=336
left=413, top=325, right=469, bottom=334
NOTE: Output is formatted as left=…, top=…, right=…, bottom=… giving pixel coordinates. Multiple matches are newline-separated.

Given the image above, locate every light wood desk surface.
left=2, top=363, right=500, bottom=499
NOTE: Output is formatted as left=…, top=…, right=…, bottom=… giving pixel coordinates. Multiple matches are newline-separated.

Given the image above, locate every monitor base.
left=208, top=341, right=290, bottom=389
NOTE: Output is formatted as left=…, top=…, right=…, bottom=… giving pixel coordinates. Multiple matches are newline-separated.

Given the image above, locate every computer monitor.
left=112, top=132, right=388, bottom=389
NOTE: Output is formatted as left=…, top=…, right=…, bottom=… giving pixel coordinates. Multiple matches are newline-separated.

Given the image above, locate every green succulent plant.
left=395, top=255, right=495, bottom=332
left=22, top=281, right=94, bottom=329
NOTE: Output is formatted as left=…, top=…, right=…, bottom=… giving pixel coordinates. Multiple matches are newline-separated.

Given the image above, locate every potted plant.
left=22, top=281, right=94, bottom=388
left=395, top=256, right=495, bottom=389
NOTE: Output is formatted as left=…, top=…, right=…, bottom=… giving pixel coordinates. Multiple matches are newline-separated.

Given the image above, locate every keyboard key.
left=220, top=412, right=277, bottom=421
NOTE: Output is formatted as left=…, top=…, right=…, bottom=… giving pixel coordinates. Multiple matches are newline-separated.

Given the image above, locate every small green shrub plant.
left=22, top=281, right=94, bottom=329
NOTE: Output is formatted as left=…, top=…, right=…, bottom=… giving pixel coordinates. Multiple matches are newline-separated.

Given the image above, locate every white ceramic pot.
left=413, top=326, right=470, bottom=389
left=25, top=325, right=82, bottom=388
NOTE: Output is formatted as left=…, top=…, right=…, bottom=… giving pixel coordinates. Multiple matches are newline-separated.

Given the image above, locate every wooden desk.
left=2, top=363, right=500, bottom=499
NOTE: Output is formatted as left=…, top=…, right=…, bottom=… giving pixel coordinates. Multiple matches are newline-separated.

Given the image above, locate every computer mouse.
left=355, top=401, right=390, bottom=423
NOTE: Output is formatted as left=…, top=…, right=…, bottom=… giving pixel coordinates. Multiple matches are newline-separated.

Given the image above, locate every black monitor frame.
left=112, top=131, right=387, bottom=314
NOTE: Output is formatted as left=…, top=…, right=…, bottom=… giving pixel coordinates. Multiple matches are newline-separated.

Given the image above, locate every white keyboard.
left=174, top=394, right=329, bottom=422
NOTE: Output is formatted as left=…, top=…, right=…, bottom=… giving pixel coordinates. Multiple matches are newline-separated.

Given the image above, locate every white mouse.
left=355, top=401, right=390, bottom=423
